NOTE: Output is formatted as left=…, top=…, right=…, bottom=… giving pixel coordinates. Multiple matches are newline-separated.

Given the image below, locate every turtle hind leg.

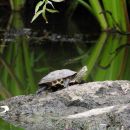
left=36, top=84, right=49, bottom=95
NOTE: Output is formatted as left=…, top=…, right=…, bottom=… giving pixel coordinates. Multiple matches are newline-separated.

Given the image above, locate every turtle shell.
left=38, top=69, right=77, bottom=85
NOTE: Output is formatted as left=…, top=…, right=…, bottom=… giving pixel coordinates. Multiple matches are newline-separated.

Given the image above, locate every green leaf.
left=31, top=10, right=43, bottom=23
left=42, top=3, right=48, bottom=23
left=47, top=1, right=55, bottom=9
left=31, top=0, right=63, bottom=23
left=51, top=0, right=64, bottom=2
left=34, top=67, right=49, bottom=72
left=35, top=1, right=44, bottom=13
left=46, top=8, right=59, bottom=13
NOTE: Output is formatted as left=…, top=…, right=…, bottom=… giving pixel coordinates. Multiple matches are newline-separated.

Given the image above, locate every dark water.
left=0, top=7, right=130, bottom=130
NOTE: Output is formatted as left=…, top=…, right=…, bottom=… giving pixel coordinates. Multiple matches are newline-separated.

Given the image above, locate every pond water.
left=0, top=7, right=130, bottom=130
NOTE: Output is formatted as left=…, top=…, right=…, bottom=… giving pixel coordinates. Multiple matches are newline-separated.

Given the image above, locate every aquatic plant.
left=31, top=0, right=64, bottom=23
left=74, top=0, right=130, bottom=32
left=9, top=0, right=26, bottom=11
left=32, top=0, right=130, bottom=33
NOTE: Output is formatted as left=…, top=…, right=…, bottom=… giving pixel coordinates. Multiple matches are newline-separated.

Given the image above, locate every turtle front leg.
left=63, top=78, right=70, bottom=88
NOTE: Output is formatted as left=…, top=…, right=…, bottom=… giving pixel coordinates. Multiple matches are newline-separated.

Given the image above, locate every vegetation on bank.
left=77, top=0, right=130, bottom=32
left=2, top=0, right=130, bottom=32
left=31, top=0, right=130, bottom=32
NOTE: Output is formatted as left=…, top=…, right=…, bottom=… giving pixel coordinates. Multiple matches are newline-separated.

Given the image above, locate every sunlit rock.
left=0, top=81, right=130, bottom=130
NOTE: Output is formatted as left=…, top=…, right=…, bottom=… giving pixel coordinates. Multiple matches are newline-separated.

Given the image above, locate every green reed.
left=77, top=0, right=130, bottom=32
left=80, top=33, right=129, bottom=81
left=32, top=0, right=130, bottom=32
left=9, top=0, right=26, bottom=11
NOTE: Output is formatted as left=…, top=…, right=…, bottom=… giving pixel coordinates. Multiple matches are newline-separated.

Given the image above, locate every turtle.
left=37, top=66, right=87, bottom=94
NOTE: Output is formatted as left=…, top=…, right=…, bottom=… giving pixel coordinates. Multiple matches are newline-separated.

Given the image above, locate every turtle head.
left=80, top=66, right=88, bottom=73
left=73, top=66, right=88, bottom=83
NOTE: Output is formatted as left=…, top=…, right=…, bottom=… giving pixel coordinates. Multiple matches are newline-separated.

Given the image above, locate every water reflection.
left=85, top=33, right=130, bottom=81
left=0, top=11, right=130, bottom=130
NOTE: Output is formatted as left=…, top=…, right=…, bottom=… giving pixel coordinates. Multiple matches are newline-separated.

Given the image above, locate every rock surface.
left=0, top=80, right=130, bottom=130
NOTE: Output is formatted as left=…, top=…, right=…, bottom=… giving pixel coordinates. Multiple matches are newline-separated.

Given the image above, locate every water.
left=0, top=8, right=130, bottom=130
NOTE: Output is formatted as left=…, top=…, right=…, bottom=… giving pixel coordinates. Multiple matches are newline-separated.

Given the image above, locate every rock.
left=0, top=80, right=130, bottom=130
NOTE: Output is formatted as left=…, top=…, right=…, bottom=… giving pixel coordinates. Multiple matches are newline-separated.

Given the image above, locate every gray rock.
left=0, top=80, right=130, bottom=130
